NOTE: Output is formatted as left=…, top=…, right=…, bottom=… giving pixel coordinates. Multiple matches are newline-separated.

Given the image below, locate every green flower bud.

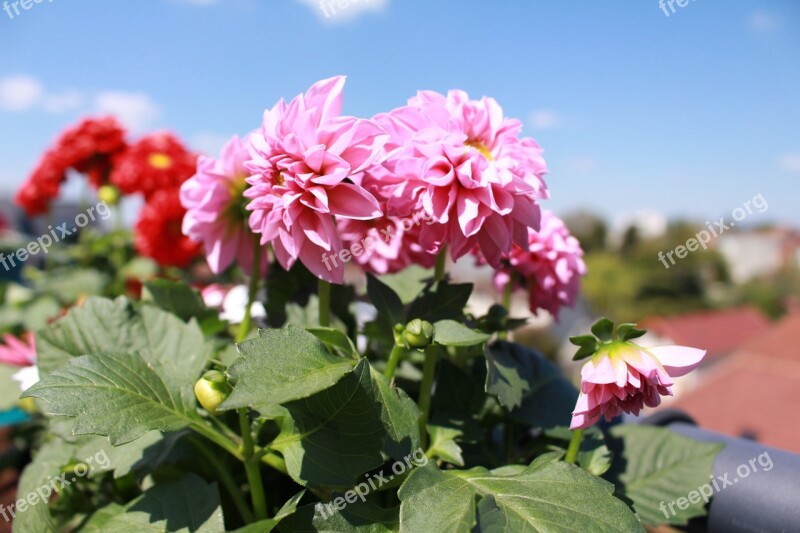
left=402, top=319, right=435, bottom=349
left=97, top=184, right=121, bottom=206
left=194, top=370, right=232, bottom=415
left=478, top=304, right=508, bottom=333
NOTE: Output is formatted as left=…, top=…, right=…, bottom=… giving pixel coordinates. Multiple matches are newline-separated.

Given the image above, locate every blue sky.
left=1, top=0, right=798, bottom=226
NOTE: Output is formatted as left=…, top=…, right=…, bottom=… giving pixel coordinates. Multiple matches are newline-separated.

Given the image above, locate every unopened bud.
left=402, top=319, right=435, bottom=349
left=194, top=370, right=232, bottom=415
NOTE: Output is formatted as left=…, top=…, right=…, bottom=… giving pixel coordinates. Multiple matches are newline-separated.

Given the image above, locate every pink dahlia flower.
left=337, top=208, right=437, bottom=275
left=489, top=210, right=586, bottom=319
left=570, top=342, right=706, bottom=430
left=0, top=333, right=36, bottom=367
left=181, top=135, right=267, bottom=275
left=374, top=89, right=549, bottom=264
left=245, top=76, right=387, bottom=283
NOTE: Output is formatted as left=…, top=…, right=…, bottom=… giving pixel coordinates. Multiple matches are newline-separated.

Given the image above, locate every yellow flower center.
left=465, top=141, right=494, bottom=161
left=148, top=153, right=173, bottom=170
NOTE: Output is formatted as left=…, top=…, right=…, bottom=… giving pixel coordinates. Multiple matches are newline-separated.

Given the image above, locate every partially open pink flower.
left=0, top=333, right=36, bottom=367
left=245, top=76, right=387, bottom=283
left=375, top=90, right=549, bottom=264
left=570, top=342, right=706, bottom=430
left=181, top=135, right=267, bottom=275
left=487, top=210, right=586, bottom=319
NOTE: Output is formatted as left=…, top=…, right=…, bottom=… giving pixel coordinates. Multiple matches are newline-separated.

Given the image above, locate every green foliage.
left=10, top=257, right=724, bottom=531
left=398, top=454, right=644, bottom=532
left=604, top=425, right=724, bottom=526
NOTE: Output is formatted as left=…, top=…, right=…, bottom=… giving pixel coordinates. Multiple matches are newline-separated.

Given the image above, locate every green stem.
left=564, top=429, right=584, bottom=464
left=318, top=278, right=331, bottom=327
left=260, top=452, right=288, bottom=475
left=236, top=236, right=263, bottom=343
left=418, top=346, right=438, bottom=449
left=498, top=275, right=515, bottom=341
left=239, top=409, right=268, bottom=521
left=434, top=248, right=447, bottom=282
left=384, top=344, right=404, bottom=380
left=188, top=436, right=254, bottom=523
left=190, top=421, right=243, bottom=461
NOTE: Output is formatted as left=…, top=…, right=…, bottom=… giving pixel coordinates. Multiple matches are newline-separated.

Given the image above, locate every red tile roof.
left=671, top=313, right=800, bottom=453
left=641, top=306, right=770, bottom=360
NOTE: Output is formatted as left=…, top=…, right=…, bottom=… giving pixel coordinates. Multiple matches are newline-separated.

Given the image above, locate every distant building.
left=640, top=306, right=770, bottom=363
left=716, top=228, right=800, bottom=284
left=669, top=312, right=800, bottom=453
left=608, top=210, right=668, bottom=249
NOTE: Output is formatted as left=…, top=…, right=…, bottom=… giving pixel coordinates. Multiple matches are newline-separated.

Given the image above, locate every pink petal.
left=646, top=345, right=706, bottom=377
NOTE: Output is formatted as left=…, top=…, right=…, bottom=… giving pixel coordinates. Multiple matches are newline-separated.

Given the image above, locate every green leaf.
left=591, top=317, right=614, bottom=341
left=569, top=334, right=596, bottom=347
left=230, top=490, right=305, bottom=532
left=221, top=327, right=357, bottom=412
left=367, top=274, right=405, bottom=328
left=143, top=279, right=225, bottom=334
left=572, top=342, right=599, bottom=361
left=406, top=281, right=472, bottom=323
left=370, top=367, right=421, bottom=461
left=505, top=344, right=579, bottom=429
left=306, top=327, right=359, bottom=359
left=485, top=341, right=537, bottom=410
left=432, top=320, right=490, bottom=347
left=35, top=296, right=138, bottom=377
left=605, top=425, right=724, bottom=526
left=0, top=363, right=22, bottom=409
left=13, top=439, right=76, bottom=532
left=35, top=297, right=211, bottom=385
left=143, top=279, right=213, bottom=322
left=271, top=360, right=385, bottom=488
left=426, top=424, right=464, bottom=466
left=399, top=453, right=642, bottom=533
left=81, top=473, right=224, bottom=532
left=617, top=323, right=647, bottom=341
left=280, top=501, right=399, bottom=532
left=23, top=352, right=202, bottom=445
left=544, top=427, right=613, bottom=476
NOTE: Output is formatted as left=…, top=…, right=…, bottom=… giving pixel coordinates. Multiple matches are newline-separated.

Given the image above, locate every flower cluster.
left=483, top=210, right=587, bottom=319
left=183, top=76, right=570, bottom=305
left=15, top=119, right=201, bottom=268
left=15, top=117, right=127, bottom=215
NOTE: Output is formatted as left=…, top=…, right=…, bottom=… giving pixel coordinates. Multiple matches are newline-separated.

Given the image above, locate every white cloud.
left=191, top=132, right=233, bottom=156
left=0, top=76, right=45, bottom=111
left=778, top=153, right=800, bottom=173
left=295, top=0, right=389, bottom=24
left=94, top=91, right=161, bottom=132
left=529, top=109, right=561, bottom=130
left=748, top=10, right=781, bottom=32
left=0, top=75, right=84, bottom=114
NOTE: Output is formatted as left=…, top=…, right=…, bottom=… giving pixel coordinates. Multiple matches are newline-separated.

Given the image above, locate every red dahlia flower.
left=134, top=188, right=201, bottom=268
left=111, top=132, right=198, bottom=199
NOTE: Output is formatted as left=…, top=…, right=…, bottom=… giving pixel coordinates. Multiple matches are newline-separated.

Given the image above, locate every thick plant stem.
left=434, top=248, right=447, bottom=282
left=418, top=346, right=438, bottom=449
left=188, top=436, right=254, bottom=523
left=564, top=429, right=584, bottom=464
left=236, top=237, right=263, bottom=343
left=239, top=409, right=268, bottom=521
left=384, top=344, right=404, bottom=380
left=318, top=278, right=331, bottom=327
